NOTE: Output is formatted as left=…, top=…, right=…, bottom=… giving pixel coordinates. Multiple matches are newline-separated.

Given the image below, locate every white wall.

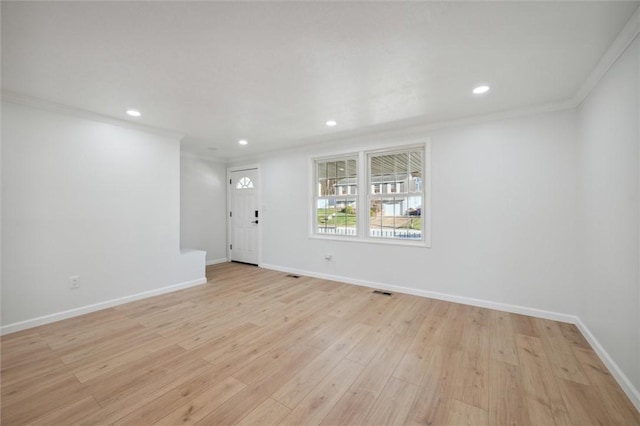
left=180, top=154, right=228, bottom=264
left=247, top=109, right=581, bottom=317
left=1, top=102, right=205, bottom=329
left=577, top=36, right=639, bottom=392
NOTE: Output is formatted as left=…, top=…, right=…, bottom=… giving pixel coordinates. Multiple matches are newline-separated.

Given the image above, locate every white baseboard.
left=260, top=262, right=640, bottom=411
left=0, top=277, right=207, bottom=335
left=260, top=263, right=577, bottom=323
left=206, top=258, right=228, bottom=266
left=574, top=319, right=640, bottom=412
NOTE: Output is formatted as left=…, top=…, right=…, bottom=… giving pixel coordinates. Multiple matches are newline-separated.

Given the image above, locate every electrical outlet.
left=69, top=275, right=80, bottom=289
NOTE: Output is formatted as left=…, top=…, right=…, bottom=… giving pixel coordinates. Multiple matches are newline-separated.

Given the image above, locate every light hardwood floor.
left=2, top=262, right=639, bottom=425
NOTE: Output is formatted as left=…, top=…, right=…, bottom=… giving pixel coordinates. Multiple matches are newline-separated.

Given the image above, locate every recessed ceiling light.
left=325, top=120, right=337, bottom=127
left=126, top=109, right=141, bottom=117
left=238, top=139, right=248, bottom=145
left=472, top=85, right=490, bottom=95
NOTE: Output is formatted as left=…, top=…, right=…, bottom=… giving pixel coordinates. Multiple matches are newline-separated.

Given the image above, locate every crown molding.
left=0, top=90, right=185, bottom=141
left=180, top=150, right=227, bottom=164
left=572, top=6, right=640, bottom=108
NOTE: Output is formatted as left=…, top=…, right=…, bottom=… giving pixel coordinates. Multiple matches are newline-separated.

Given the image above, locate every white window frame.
left=309, top=139, right=431, bottom=248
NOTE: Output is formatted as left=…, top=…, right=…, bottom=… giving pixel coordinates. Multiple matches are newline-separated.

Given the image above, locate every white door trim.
left=226, top=164, right=262, bottom=266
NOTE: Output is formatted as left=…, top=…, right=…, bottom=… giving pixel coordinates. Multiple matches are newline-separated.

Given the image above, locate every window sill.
left=308, top=234, right=431, bottom=248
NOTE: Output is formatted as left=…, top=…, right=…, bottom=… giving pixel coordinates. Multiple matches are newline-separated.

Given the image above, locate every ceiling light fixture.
left=238, top=139, right=248, bottom=145
left=472, top=85, right=490, bottom=95
left=126, top=109, right=142, bottom=117
left=325, top=120, right=337, bottom=127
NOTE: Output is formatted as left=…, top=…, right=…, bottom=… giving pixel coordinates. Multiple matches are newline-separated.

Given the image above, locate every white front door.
left=229, top=168, right=259, bottom=265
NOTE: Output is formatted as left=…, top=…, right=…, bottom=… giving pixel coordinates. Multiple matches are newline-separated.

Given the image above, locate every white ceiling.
left=2, top=1, right=638, bottom=160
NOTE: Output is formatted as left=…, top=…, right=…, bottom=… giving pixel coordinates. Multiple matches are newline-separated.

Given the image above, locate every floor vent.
left=373, top=290, right=393, bottom=296
left=286, top=274, right=300, bottom=278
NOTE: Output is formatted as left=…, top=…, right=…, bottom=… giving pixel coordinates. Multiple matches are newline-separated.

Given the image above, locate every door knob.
left=252, top=220, right=259, bottom=224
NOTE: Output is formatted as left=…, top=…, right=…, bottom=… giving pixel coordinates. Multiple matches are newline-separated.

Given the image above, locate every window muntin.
left=315, top=157, right=358, bottom=236
left=368, top=149, right=423, bottom=240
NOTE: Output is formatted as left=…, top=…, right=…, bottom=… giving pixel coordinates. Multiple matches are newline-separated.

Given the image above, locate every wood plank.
left=72, top=333, right=175, bottom=383
left=515, top=334, right=572, bottom=426
left=489, top=310, right=520, bottom=366
left=1, top=355, right=67, bottom=390
left=345, top=297, right=421, bottom=366
left=362, top=377, right=418, bottom=426
left=510, top=312, right=539, bottom=338
left=236, top=398, right=291, bottom=426
left=79, top=358, right=215, bottom=425
left=59, top=326, right=160, bottom=365
left=45, top=316, right=138, bottom=351
left=28, top=396, right=102, bottom=426
left=1, top=333, right=48, bottom=357
left=136, top=377, right=245, bottom=426
left=457, top=340, right=490, bottom=410
left=322, top=302, right=425, bottom=425
left=1, top=363, right=72, bottom=406
left=573, top=346, right=640, bottom=425
left=272, top=323, right=371, bottom=408
left=557, top=378, right=617, bottom=426
left=558, top=322, right=591, bottom=349
left=488, top=359, right=530, bottom=426
left=280, top=359, right=364, bottom=426
left=33, top=308, right=123, bottom=337
left=84, top=344, right=188, bottom=405
left=114, top=375, right=212, bottom=425
left=303, top=315, right=354, bottom=349
left=437, top=303, right=469, bottom=350
left=177, top=322, right=258, bottom=351
left=204, top=315, right=324, bottom=380
left=405, top=346, right=461, bottom=426
left=445, top=399, right=489, bottom=426
left=392, top=313, right=446, bottom=385
left=535, top=318, right=589, bottom=385
left=194, top=344, right=321, bottom=425
left=1, top=376, right=87, bottom=425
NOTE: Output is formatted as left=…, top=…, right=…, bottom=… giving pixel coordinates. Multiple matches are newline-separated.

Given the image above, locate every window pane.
left=346, top=159, right=357, bottom=177
left=317, top=198, right=357, bottom=236
left=370, top=151, right=423, bottom=194
left=317, top=158, right=357, bottom=197
left=316, top=198, right=332, bottom=233
left=410, top=151, right=422, bottom=176
left=318, top=179, right=336, bottom=196
left=369, top=195, right=422, bottom=239
left=335, top=199, right=357, bottom=236
left=336, top=177, right=357, bottom=195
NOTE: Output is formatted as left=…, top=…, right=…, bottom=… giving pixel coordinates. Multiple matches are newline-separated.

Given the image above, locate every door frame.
left=226, top=164, right=262, bottom=266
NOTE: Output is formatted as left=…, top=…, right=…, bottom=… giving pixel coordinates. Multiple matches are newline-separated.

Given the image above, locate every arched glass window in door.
left=236, top=177, right=254, bottom=189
